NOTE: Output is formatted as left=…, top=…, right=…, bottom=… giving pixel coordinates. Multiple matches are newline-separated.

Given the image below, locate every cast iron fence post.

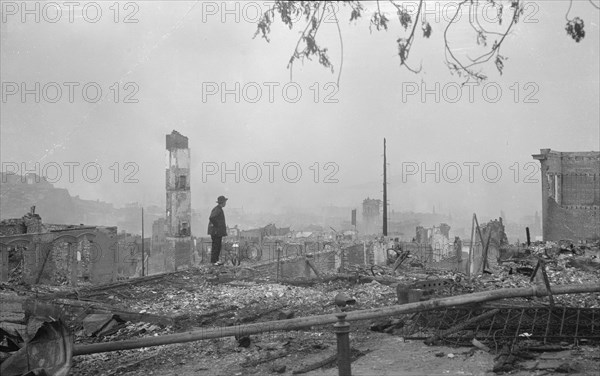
left=334, top=312, right=351, bottom=376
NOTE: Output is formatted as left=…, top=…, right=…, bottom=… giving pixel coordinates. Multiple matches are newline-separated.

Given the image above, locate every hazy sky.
left=1, top=1, right=599, bottom=224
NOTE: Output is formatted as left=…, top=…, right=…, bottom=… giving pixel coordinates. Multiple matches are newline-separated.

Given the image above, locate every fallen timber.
left=73, top=283, right=600, bottom=356
left=26, top=297, right=176, bottom=326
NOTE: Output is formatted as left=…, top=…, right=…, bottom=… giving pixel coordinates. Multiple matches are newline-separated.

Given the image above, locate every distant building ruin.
left=414, top=223, right=452, bottom=262
left=362, top=198, right=382, bottom=235
left=533, top=149, right=600, bottom=241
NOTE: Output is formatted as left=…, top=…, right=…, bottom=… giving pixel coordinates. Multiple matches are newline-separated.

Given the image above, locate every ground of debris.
left=1, top=241, right=599, bottom=375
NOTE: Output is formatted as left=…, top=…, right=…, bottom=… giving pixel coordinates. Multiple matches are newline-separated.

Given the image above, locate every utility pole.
left=383, top=138, right=388, bottom=236
left=141, top=207, right=145, bottom=277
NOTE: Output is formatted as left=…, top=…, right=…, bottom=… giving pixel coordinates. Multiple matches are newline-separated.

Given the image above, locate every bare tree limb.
left=332, top=3, right=344, bottom=86
left=252, top=0, right=597, bottom=83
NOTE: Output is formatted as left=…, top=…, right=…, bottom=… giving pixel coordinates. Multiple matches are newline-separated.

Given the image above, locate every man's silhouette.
left=207, top=195, right=228, bottom=265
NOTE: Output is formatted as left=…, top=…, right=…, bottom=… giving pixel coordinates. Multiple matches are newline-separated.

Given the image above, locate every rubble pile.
left=493, top=241, right=600, bottom=307
left=1, top=241, right=598, bottom=375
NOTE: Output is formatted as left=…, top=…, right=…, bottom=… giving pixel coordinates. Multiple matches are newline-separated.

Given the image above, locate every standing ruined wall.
left=480, top=218, right=508, bottom=267
left=533, top=149, right=600, bottom=241
left=0, top=211, right=42, bottom=236
left=430, top=225, right=452, bottom=261
left=371, top=240, right=389, bottom=265
left=251, top=243, right=380, bottom=279
left=0, top=227, right=117, bottom=285
left=362, top=198, right=381, bottom=235
left=164, top=131, right=193, bottom=271
left=415, top=226, right=429, bottom=243
left=410, top=224, right=453, bottom=263
left=49, top=241, right=73, bottom=285
left=80, top=227, right=117, bottom=284
left=467, top=218, right=508, bottom=274
left=149, top=218, right=166, bottom=274
left=343, top=243, right=368, bottom=267
left=166, top=131, right=191, bottom=237
left=116, top=234, right=144, bottom=279
left=0, top=219, right=27, bottom=236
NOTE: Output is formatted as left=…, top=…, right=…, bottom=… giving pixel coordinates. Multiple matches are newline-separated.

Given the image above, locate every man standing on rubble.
left=208, top=195, right=228, bottom=266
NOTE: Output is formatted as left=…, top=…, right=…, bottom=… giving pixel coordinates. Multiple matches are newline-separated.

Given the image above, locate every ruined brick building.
left=150, top=131, right=193, bottom=272
left=0, top=207, right=119, bottom=285
left=533, top=149, right=600, bottom=241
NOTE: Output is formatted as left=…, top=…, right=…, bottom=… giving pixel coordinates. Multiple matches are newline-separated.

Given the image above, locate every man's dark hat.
left=217, top=195, right=228, bottom=203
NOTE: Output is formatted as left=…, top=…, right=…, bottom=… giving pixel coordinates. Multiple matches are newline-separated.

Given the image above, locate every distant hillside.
left=0, top=173, right=161, bottom=234
left=1, top=173, right=82, bottom=223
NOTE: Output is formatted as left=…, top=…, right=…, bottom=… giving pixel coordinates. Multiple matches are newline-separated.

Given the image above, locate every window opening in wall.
left=180, top=222, right=189, bottom=236
left=177, top=175, right=186, bottom=189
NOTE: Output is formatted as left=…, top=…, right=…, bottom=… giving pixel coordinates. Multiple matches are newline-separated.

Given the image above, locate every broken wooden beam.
left=292, top=352, right=337, bottom=374
left=530, top=258, right=555, bottom=306
left=481, top=230, right=492, bottom=273
left=276, top=273, right=399, bottom=287
left=242, top=350, right=288, bottom=368
left=391, top=251, right=410, bottom=274
left=305, top=258, right=322, bottom=278
left=539, top=260, right=555, bottom=307
left=25, top=297, right=175, bottom=326
left=73, top=283, right=600, bottom=356
left=79, top=272, right=171, bottom=293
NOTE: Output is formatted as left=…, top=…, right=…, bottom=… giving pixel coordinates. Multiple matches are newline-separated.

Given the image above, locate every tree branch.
left=287, top=3, right=320, bottom=82
left=333, top=4, right=344, bottom=86
left=389, top=0, right=424, bottom=73
left=252, top=0, right=597, bottom=82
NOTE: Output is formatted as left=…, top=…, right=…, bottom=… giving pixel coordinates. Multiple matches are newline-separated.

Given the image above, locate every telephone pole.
left=141, top=207, right=145, bottom=277
left=383, top=138, right=388, bottom=236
